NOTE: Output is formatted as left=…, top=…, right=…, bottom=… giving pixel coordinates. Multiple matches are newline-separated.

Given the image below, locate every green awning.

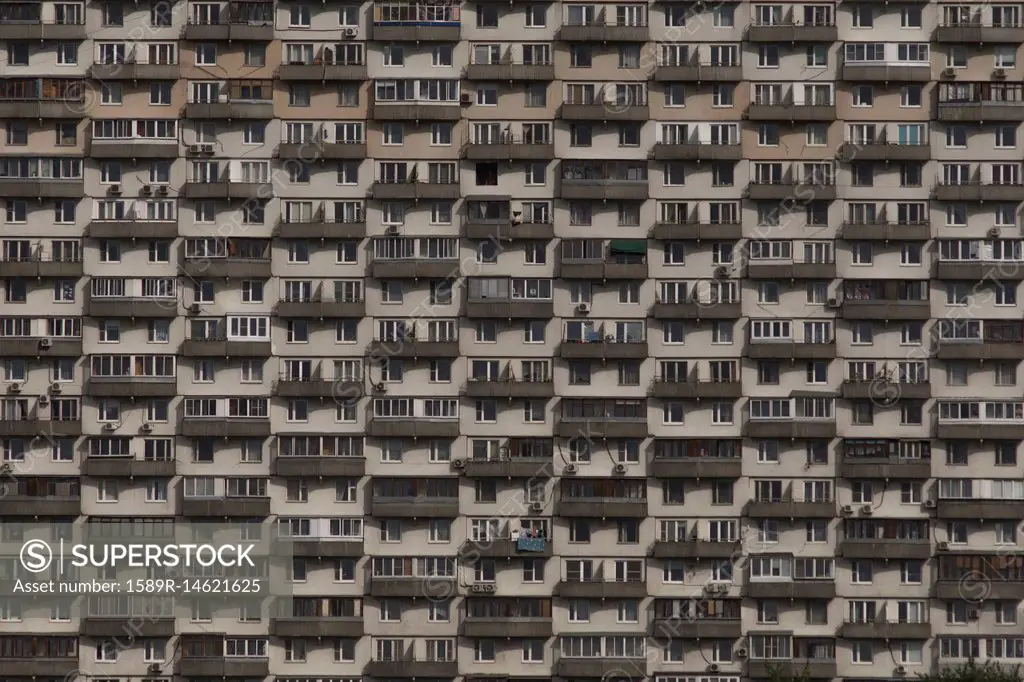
left=609, top=239, right=647, bottom=254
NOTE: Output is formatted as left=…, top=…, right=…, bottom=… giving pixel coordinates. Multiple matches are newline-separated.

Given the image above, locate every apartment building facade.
left=0, top=0, right=1023, bottom=679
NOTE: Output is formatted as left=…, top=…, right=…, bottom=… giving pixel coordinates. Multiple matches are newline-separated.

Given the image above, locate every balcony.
left=371, top=180, right=461, bottom=201
left=367, top=576, right=458, bottom=599
left=464, top=297, right=554, bottom=319
left=746, top=260, right=836, bottom=280
left=80, top=456, right=177, bottom=478
left=747, top=661, right=837, bottom=679
left=272, top=456, right=366, bottom=477
left=463, top=137, right=555, bottom=161
left=465, top=377, right=555, bottom=399
left=87, top=376, right=177, bottom=398
left=460, top=535, right=552, bottom=558
left=557, top=576, right=647, bottom=599
left=842, top=378, right=931, bottom=400
left=182, top=12, right=275, bottom=40
left=935, top=23, right=1023, bottom=43
left=840, top=538, right=932, bottom=560
left=747, top=22, right=837, bottom=42
left=745, top=498, right=836, bottom=518
left=80, top=617, right=175, bottom=638
left=370, top=23, right=461, bottom=41
left=651, top=142, right=743, bottom=161
left=90, top=138, right=179, bottom=159
left=274, top=376, right=361, bottom=398
left=560, top=97, right=650, bottom=122
left=367, top=418, right=460, bottom=439
left=744, top=580, right=836, bottom=599
left=652, top=618, right=742, bottom=639
left=0, top=96, right=87, bottom=119
left=182, top=180, right=270, bottom=200
left=462, top=615, right=553, bottom=638
left=935, top=182, right=1024, bottom=202
left=649, top=456, right=742, bottom=478
left=653, top=62, right=742, bottom=82
left=465, top=61, right=554, bottom=81
left=840, top=621, right=932, bottom=639
left=937, top=260, right=1024, bottom=280
left=278, top=140, right=367, bottom=160
left=371, top=491, right=460, bottom=518
left=651, top=221, right=743, bottom=241
left=276, top=296, right=366, bottom=318
left=276, top=218, right=366, bottom=239
left=180, top=494, right=272, bottom=517
left=746, top=101, right=836, bottom=122
left=744, top=419, right=836, bottom=439
left=650, top=300, right=742, bottom=320
left=0, top=496, right=80, bottom=515
left=0, top=20, right=86, bottom=40
left=278, top=61, right=367, bottom=80
left=185, top=95, right=273, bottom=118
left=271, top=617, right=364, bottom=638
left=179, top=657, right=270, bottom=678
left=366, top=336, right=459, bottom=360
left=0, top=657, right=78, bottom=677
left=841, top=299, right=931, bottom=321
left=938, top=100, right=1024, bottom=122
left=288, top=538, right=364, bottom=557
left=0, top=337, right=82, bottom=357
left=841, top=221, right=931, bottom=241
left=559, top=339, right=649, bottom=360
left=840, top=140, right=931, bottom=162
left=840, top=455, right=931, bottom=479
left=748, top=179, right=836, bottom=201
left=650, top=377, right=743, bottom=400
left=369, top=258, right=459, bottom=279
left=463, top=454, right=554, bottom=478
left=937, top=339, right=1024, bottom=360
left=372, top=101, right=462, bottom=121
left=559, top=255, right=648, bottom=280
left=935, top=498, right=1024, bottom=519
left=841, top=62, right=931, bottom=82
left=179, top=417, right=272, bottom=438
left=85, top=293, right=177, bottom=318
left=558, top=497, right=648, bottom=518
left=90, top=61, right=180, bottom=81
left=181, top=257, right=272, bottom=279
left=935, top=580, right=1024, bottom=600
left=652, top=539, right=740, bottom=559
left=558, top=22, right=649, bottom=41
left=557, top=417, right=648, bottom=439
left=0, top=257, right=82, bottom=278
left=0, top=418, right=82, bottom=437
left=745, top=338, right=836, bottom=360
left=183, top=338, right=272, bottom=357
left=0, top=179, right=83, bottom=198
left=560, top=178, right=648, bottom=200
left=88, top=219, right=178, bottom=239
left=557, top=657, right=648, bottom=678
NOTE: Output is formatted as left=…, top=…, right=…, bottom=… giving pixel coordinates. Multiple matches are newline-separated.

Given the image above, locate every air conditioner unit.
left=141, top=423, right=153, bottom=433
left=826, top=297, right=839, bottom=308
left=613, top=463, right=627, bottom=474
left=714, top=266, right=728, bottom=278
left=148, top=664, right=161, bottom=674
left=924, top=499, right=936, bottom=509
left=736, top=648, right=748, bottom=658
left=530, top=501, right=544, bottom=512
left=9, top=383, right=22, bottom=393
left=968, top=609, right=980, bottom=620
left=896, top=666, right=907, bottom=676
left=344, top=27, right=357, bottom=37
left=385, top=225, right=400, bottom=235
left=50, top=382, right=62, bottom=393
left=157, top=186, right=169, bottom=196
left=989, top=227, right=1001, bottom=237
left=576, top=303, right=590, bottom=314
left=563, top=463, right=577, bottom=474
left=108, top=184, right=121, bottom=195
left=471, top=584, right=483, bottom=593
left=39, top=338, right=52, bottom=349
left=102, top=423, right=117, bottom=431
left=188, top=303, right=201, bottom=314
left=374, top=382, right=387, bottom=393
left=199, top=143, right=215, bottom=153
left=188, top=144, right=203, bottom=154
left=842, top=504, right=854, bottom=514
left=141, top=185, right=153, bottom=195
left=452, top=459, right=465, bottom=469
left=708, top=665, right=720, bottom=673
left=942, top=67, right=956, bottom=77
left=994, top=68, right=1008, bottom=79
left=460, top=93, right=472, bottom=104
left=938, top=541, right=949, bottom=551
left=482, top=584, right=495, bottom=592
left=38, top=395, right=49, bottom=406
left=861, top=505, right=873, bottom=515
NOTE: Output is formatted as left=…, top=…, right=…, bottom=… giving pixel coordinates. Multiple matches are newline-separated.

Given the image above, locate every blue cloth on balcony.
left=517, top=536, right=546, bottom=553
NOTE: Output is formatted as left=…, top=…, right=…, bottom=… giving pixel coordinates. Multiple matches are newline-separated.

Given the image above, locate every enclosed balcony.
left=560, top=160, right=648, bottom=200
left=370, top=256, right=459, bottom=280
left=651, top=218, right=743, bottom=241
left=179, top=636, right=270, bottom=677
left=181, top=493, right=271, bottom=517
left=0, top=78, right=89, bottom=118
left=937, top=258, right=1024, bottom=281
left=275, top=289, right=365, bottom=318
left=0, top=176, right=83, bottom=199
left=744, top=398, right=836, bottom=439
left=271, top=613, right=363, bottom=638
left=558, top=478, right=648, bottom=518
left=745, top=331, right=836, bottom=360
left=0, top=415, right=80, bottom=437
left=367, top=331, right=459, bottom=359
left=557, top=13, right=649, bottom=41
left=935, top=180, right=1024, bottom=203
left=370, top=477, right=460, bottom=518
left=371, top=179, right=460, bottom=202
left=278, top=137, right=367, bottom=161
left=0, top=636, right=79, bottom=677
left=184, top=331, right=272, bottom=358
left=652, top=140, right=742, bottom=162
left=936, top=321, right=1024, bottom=360
left=560, top=89, right=650, bottom=121
left=842, top=374, right=932, bottom=401
left=272, top=453, right=366, bottom=477
left=744, top=579, right=836, bottom=599
left=463, top=447, right=554, bottom=477
left=840, top=130, right=931, bottom=162
left=81, top=455, right=176, bottom=478
left=841, top=59, right=931, bottom=82
left=935, top=496, right=1024, bottom=520
left=0, top=483, right=81, bottom=516
left=557, top=653, right=648, bottom=678
left=651, top=600, right=742, bottom=638
left=745, top=495, right=835, bottom=519
left=367, top=399, right=461, bottom=438
left=0, top=336, right=82, bottom=357
left=746, top=97, right=836, bottom=122
left=839, top=531, right=932, bottom=561
left=81, top=616, right=175, bottom=638
left=278, top=56, right=367, bottom=81
left=465, top=362, right=554, bottom=399
left=181, top=255, right=272, bottom=279
left=558, top=238, right=648, bottom=280
left=461, top=599, right=552, bottom=637
left=747, top=19, right=837, bottom=42
left=184, top=81, right=274, bottom=119
left=183, top=175, right=272, bottom=200
left=558, top=398, right=648, bottom=439
left=464, top=277, right=554, bottom=319
left=840, top=618, right=931, bottom=640
left=841, top=219, right=931, bottom=241
left=0, top=254, right=83, bottom=278
left=841, top=280, right=931, bottom=321
left=182, top=2, right=274, bottom=40
left=650, top=440, right=742, bottom=478
left=89, top=213, right=178, bottom=240
left=275, top=208, right=366, bottom=239
left=650, top=293, right=742, bottom=320
left=85, top=291, right=177, bottom=318
left=87, top=374, right=177, bottom=398
left=650, top=369, right=743, bottom=400
left=370, top=1, right=461, bottom=41
left=365, top=652, right=459, bottom=678
left=748, top=173, right=836, bottom=201
left=841, top=442, right=931, bottom=479
left=273, top=370, right=360, bottom=399
left=90, top=45, right=180, bottom=80
left=372, top=100, right=462, bottom=121
left=936, top=21, right=1023, bottom=43
left=557, top=565, right=647, bottom=598
left=747, top=660, right=836, bottom=679
left=465, top=55, right=554, bottom=81
left=936, top=399, right=1024, bottom=440
left=180, top=416, right=272, bottom=439
left=0, top=4, right=86, bottom=39
left=745, top=259, right=836, bottom=281
left=652, top=538, right=741, bottom=559
left=937, top=83, right=1024, bottom=122
left=653, top=58, right=742, bottom=82
left=367, top=572, right=458, bottom=600
left=462, top=200, right=554, bottom=240
left=463, top=134, right=554, bottom=162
